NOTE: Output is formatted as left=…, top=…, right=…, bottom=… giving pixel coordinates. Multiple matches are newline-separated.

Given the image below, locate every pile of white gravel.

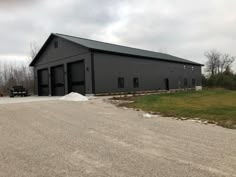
left=59, top=92, right=88, bottom=102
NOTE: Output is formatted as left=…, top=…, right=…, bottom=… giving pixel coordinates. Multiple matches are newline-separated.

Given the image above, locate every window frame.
left=133, top=77, right=139, bottom=88
left=118, top=77, right=125, bottom=89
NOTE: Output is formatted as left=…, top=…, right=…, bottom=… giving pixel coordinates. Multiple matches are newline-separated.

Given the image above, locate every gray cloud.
left=0, top=0, right=124, bottom=54
left=0, top=0, right=236, bottom=71
left=0, top=0, right=39, bottom=8
left=106, top=0, right=236, bottom=70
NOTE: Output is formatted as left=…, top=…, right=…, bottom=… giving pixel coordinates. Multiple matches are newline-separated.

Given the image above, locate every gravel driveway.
left=0, top=97, right=235, bottom=177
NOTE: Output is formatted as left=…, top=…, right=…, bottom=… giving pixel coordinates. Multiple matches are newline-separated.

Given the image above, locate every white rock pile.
left=59, top=92, right=88, bottom=102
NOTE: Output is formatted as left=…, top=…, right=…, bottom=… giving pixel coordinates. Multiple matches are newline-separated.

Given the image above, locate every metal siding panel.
left=91, top=53, right=95, bottom=94
left=93, top=53, right=202, bottom=94
left=34, top=36, right=89, bottom=66
left=33, top=39, right=93, bottom=96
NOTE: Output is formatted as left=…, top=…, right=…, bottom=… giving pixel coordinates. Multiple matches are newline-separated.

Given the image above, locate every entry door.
left=67, top=61, right=85, bottom=95
left=51, top=65, right=65, bottom=96
left=38, top=69, right=49, bottom=96
left=164, top=78, right=169, bottom=90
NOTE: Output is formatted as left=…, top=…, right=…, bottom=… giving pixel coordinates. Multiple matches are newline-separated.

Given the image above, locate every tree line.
left=203, top=49, right=236, bottom=90
left=0, top=45, right=235, bottom=96
left=0, top=61, right=34, bottom=96
left=0, top=43, right=38, bottom=96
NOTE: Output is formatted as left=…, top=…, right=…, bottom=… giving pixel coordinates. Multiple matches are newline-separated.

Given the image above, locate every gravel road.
left=0, top=97, right=235, bottom=177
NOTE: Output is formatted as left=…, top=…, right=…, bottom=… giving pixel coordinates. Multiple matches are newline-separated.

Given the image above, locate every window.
left=133, top=77, right=139, bottom=88
left=184, top=78, right=188, bottom=87
left=192, top=66, right=194, bottom=71
left=192, top=79, right=196, bottom=87
left=184, top=65, right=186, bottom=70
left=54, top=41, right=58, bottom=48
left=118, top=77, right=124, bottom=88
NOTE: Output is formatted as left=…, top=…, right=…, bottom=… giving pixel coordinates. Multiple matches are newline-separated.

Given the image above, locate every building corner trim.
left=91, top=52, right=95, bottom=94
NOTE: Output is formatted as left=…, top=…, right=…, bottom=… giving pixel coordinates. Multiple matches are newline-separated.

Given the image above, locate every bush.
left=204, top=72, right=236, bottom=90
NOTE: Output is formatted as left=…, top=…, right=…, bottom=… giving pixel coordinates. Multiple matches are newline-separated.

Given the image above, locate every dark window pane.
left=133, top=77, right=139, bottom=88
left=118, top=77, right=124, bottom=88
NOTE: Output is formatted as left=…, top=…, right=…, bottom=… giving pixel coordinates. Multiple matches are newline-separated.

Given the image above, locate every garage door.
left=67, top=61, right=85, bottom=95
left=38, top=69, right=49, bottom=96
left=51, top=65, right=65, bottom=96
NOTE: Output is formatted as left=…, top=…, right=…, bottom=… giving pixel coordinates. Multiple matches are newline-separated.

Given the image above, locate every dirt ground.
left=0, top=97, right=235, bottom=177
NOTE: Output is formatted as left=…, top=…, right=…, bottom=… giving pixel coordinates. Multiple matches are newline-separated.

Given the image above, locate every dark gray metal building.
left=30, top=33, right=203, bottom=96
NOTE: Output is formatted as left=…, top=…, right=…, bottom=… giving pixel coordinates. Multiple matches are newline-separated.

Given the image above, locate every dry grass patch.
left=115, top=89, right=236, bottom=129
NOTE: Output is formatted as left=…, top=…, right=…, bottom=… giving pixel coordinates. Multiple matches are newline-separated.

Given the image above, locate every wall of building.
left=33, top=36, right=93, bottom=95
left=32, top=36, right=202, bottom=96
left=93, top=52, right=202, bottom=94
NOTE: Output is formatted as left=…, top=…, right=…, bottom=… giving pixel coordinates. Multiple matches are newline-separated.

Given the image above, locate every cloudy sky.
left=0, top=0, right=236, bottom=71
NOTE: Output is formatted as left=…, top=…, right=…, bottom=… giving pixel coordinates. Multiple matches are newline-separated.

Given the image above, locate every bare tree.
left=0, top=62, right=4, bottom=95
left=0, top=42, right=39, bottom=96
left=204, top=49, right=221, bottom=76
left=205, top=50, right=235, bottom=76
left=27, top=41, right=39, bottom=93
left=220, top=54, right=235, bottom=73
left=29, top=41, right=39, bottom=60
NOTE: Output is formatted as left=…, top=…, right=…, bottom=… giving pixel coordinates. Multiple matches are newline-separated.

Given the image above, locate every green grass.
left=123, top=89, right=236, bottom=129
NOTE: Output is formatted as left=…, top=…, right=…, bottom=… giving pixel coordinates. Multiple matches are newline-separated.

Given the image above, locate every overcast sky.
left=0, top=0, right=236, bottom=71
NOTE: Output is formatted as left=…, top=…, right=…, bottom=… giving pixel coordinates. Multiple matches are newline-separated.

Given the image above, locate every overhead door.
left=68, top=61, right=85, bottom=95
left=51, top=65, right=65, bottom=96
left=38, top=69, right=49, bottom=96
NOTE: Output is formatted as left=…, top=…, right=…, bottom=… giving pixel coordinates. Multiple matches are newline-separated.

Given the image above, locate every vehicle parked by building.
left=9, top=86, right=28, bottom=97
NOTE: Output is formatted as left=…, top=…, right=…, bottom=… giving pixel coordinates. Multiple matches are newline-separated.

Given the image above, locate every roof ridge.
left=55, top=33, right=169, bottom=56
left=53, top=33, right=202, bottom=66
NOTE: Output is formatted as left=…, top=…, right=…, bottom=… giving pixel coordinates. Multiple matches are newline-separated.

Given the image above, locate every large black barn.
left=30, top=33, right=203, bottom=96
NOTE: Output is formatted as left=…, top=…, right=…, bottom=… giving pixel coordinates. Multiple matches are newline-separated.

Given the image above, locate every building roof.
left=30, top=33, right=203, bottom=66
